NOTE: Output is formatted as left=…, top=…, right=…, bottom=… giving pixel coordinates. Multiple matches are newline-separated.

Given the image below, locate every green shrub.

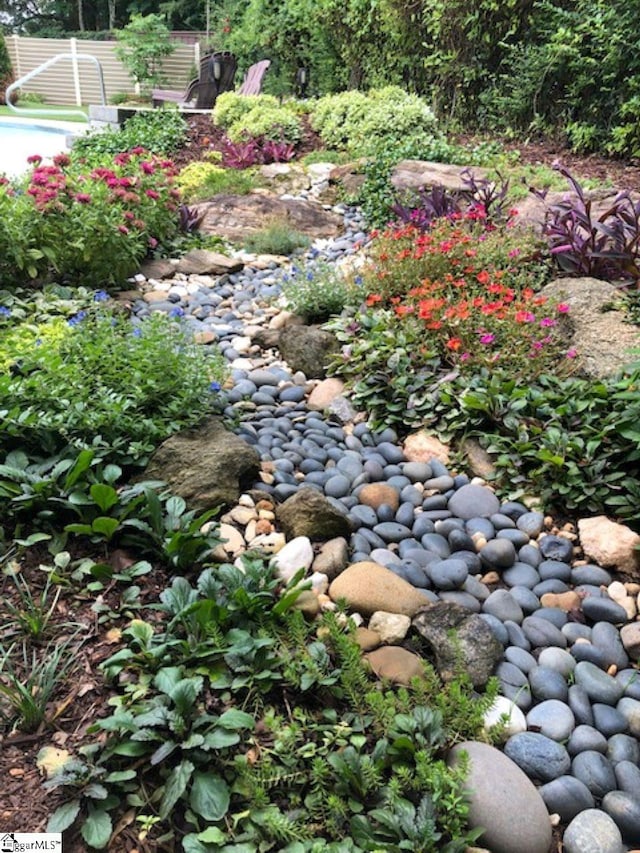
left=311, top=87, right=437, bottom=156
left=243, top=219, right=311, bottom=255
left=228, top=104, right=302, bottom=144
left=71, top=109, right=188, bottom=160
left=0, top=309, right=227, bottom=464
left=176, top=161, right=261, bottom=201
left=0, top=32, right=12, bottom=102
left=281, top=261, right=359, bottom=321
left=114, top=13, right=175, bottom=92
left=213, top=92, right=280, bottom=130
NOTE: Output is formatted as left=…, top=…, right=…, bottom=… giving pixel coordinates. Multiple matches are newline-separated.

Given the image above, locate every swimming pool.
left=0, top=118, right=82, bottom=177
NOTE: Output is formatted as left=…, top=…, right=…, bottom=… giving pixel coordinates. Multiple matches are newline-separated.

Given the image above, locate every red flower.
left=446, top=337, right=462, bottom=351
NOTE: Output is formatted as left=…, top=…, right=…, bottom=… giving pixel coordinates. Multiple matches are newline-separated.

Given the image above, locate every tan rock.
left=293, top=590, right=321, bottom=619
left=390, top=160, right=489, bottom=193
left=227, top=505, right=258, bottom=526
left=403, top=430, right=451, bottom=465
left=368, top=611, right=411, bottom=644
left=620, top=623, right=640, bottom=661
left=194, top=330, right=217, bottom=345
left=365, top=646, right=426, bottom=685
left=358, top=483, right=400, bottom=512
left=211, top=523, right=246, bottom=561
left=312, top=537, right=350, bottom=580
left=461, top=438, right=497, bottom=480
left=307, top=378, right=345, bottom=411
left=143, top=290, right=168, bottom=303
left=354, top=627, right=381, bottom=651
left=329, top=561, right=431, bottom=617
left=540, top=591, right=583, bottom=612
left=578, top=516, right=640, bottom=576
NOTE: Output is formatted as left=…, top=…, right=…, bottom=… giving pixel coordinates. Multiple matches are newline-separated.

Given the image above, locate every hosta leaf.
left=189, top=770, right=230, bottom=820
left=158, top=759, right=194, bottom=819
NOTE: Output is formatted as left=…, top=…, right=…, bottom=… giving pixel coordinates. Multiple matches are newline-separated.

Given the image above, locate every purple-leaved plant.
left=532, top=163, right=640, bottom=284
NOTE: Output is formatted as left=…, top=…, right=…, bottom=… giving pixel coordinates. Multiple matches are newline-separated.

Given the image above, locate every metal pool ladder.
left=6, top=53, right=107, bottom=122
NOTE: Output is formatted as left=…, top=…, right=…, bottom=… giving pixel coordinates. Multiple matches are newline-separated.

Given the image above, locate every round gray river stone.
left=616, top=696, right=640, bottom=736
left=529, top=665, right=569, bottom=702
left=592, top=622, right=629, bottom=670
left=483, top=589, right=524, bottom=623
left=448, top=741, right=552, bottom=853
left=572, top=564, right=614, bottom=586
left=447, top=483, right=500, bottom=518
left=582, top=596, right=629, bottom=625
left=575, top=661, right=625, bottom=705
left=517, top=511, right=545, bottom=537
left=569, top=684, right=595, bottom=726
left=563, top=809, right=623, bottom=853
left=480, top=538, right=517, bottom=569
left=602, top=790, right=640, bottom=846
left=526, top=699, right=575, bottom=741
left=504, top=646, right=537, bottom=674
left=522, top=615, right=567, bottom=648
left=495, top=661, right=532, bottom=710
left=608, top=733, right=640, bottom=765
left=509, top=585, right=541, bottom=614
left=373, top=521, right=413, bottom=543
left=502, top=562, right=541, bottom=589
left=538, top=646, right=576, bottom=678
left=592, top=703, right=629, bottom=737
left=428, top=558, right=469, bottom=590
left=615, top=760, right=640, bottom=795
left=568, top=725, right=608, bottom=756
left=504, top=731, right=571, bottom=782
left=571, top=750, right=618, bottom=799
left=539, top=775, right=595, bottom=823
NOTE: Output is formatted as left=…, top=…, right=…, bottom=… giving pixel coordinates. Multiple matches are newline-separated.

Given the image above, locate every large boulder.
left=143, top=417, right=260, bottom=511
left=277, top=324, right=339, bottom=378
left=540, top=277, right=640, bottom=378
left=195, top=192, right=343, bottom=242
left=412, top=601, right=503, bottom=688
left=276, top=487, right=352, bottom=541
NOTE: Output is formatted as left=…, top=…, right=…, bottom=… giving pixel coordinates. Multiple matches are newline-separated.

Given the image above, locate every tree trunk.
left=77, top=0, right=85, bottom=30
left=107, top=0, right=116, bottom=30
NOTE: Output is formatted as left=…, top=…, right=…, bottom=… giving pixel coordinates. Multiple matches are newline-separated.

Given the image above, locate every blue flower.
left=132, top=327, right=143, bottom=338
left=67, top=310, right=87, bottom=327
left=93, top=290, right=109, bottom=302
left=169, top=306, right=185, bottom=318
left=0, top=306, right=11, bottom=318
left=209, top=380, right=222, bottom=392
left=306, top=271, right=314, bottom=281
left=354, top=275, right=363, bottom=286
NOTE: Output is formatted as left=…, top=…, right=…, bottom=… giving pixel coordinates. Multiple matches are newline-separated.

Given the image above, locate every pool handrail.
left=6, top=53, right=107, bottom=122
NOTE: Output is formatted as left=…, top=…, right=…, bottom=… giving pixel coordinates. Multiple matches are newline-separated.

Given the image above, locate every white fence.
left=6, top=35, right=202, bottom=105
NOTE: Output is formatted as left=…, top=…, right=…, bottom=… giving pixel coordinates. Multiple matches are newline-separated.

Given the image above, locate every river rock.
left=329, top=561, right=431, bottom=616
left=563, top=808, right=623, bottom=853
left=365, top=646, right=425, bottom=685
left=270, top=536, right=314, bottom=583
left=448, top=741, right=552, bottom=853
left=278, top=324, right=338, bottom=378
left=539, top=775, right=595, bottom=823
left=447, top=483, right=500, bottom=519
left=504, top=731, right=571, bottom=782
left=602, top=790, right=640, bottom=845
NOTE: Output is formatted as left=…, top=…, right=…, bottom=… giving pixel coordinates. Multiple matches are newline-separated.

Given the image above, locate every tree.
left=114, top=12, right=175, bottom=91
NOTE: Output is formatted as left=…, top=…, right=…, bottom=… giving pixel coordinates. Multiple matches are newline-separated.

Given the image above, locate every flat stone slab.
left=391, top=160, right=488, bottom=193
left=195, top=192, right=343, bottom=242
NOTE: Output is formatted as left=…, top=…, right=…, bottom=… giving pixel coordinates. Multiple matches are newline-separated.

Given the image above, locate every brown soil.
left=2, top=125, right=639, bottom=851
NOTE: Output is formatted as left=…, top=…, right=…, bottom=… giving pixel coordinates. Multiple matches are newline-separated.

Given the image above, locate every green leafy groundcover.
left=44, top=559, right=498, bottom=852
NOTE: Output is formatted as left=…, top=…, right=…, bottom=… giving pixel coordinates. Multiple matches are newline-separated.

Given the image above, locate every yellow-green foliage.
left=1, top=318, right=68, bottom=373
left=213, top=92, right=302, bottom=143
left=311, top=86, right=436, bottom=155
left=213, top=92, right=280, bottom=130
left=176, top=161, right=260, bottom=202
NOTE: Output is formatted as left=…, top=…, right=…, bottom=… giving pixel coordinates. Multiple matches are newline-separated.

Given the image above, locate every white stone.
left=247, top=531, right=286, bottom=554
left=310, top=572, right=329, bottom=594
left=368, top=611, right=411, bottom=644
left=238, top=493, right=255, bottom=507
left=231, top=335, right=252, bottom=353
left=270, top=536, right=314, bottom=583
left=483, top=695, right=528, bottom=739
left=228, top=505, right=258, bottom=526
left=211, top=523, right=246, bottom=561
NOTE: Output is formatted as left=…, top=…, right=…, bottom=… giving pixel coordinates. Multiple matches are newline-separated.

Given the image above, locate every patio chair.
left=237, top=60, right=271, bottom=96
left=152, top=51, right=238, bottom=109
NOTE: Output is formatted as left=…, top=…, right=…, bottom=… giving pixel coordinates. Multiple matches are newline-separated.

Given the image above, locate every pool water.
left=0, top=118, right=81, bottom=177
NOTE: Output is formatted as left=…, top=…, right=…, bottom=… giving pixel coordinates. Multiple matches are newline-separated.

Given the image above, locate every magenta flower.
left=479, top=333, right=496, bottom=344
left=566, top=348, right=578, bottom=358
left=540, top=317, right=557, bottom=327
left=74, top=193, right=92, bottom=204
left=557, top=303, right=570, bottom=313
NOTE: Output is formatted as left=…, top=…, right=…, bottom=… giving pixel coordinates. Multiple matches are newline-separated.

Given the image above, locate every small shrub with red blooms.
left=0, top=148, right=181, bottom=286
